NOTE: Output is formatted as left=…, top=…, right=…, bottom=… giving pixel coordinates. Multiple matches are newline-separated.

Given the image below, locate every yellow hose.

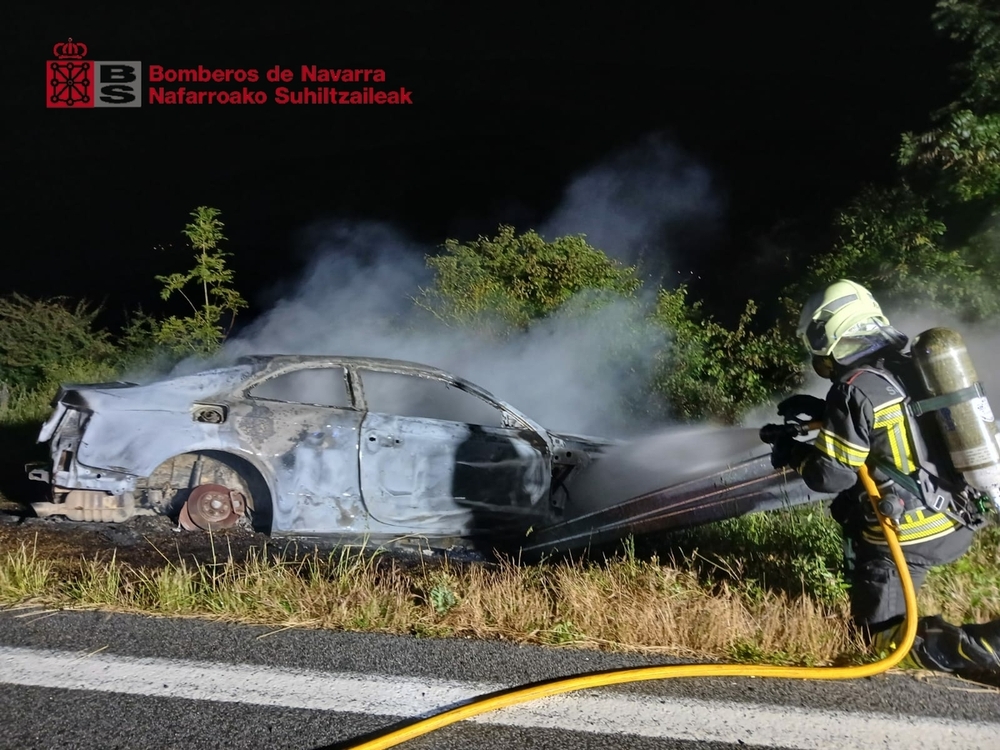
left=345, top=465, right=918, bottom=749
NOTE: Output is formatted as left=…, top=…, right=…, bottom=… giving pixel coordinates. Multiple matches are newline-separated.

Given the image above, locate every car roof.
left=235, top=354, right=459, bottom=380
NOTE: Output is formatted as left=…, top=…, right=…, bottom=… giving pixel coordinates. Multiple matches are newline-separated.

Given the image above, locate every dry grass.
left=4, top=509, right=998, bottom=667
left=0, top=534, right=862, bottom=666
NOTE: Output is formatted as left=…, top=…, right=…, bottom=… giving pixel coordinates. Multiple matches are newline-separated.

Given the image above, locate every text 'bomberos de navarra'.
left=146, top=65, right=414, bottom=105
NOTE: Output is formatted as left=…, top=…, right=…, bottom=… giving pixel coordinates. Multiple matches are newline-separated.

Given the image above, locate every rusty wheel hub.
left=179, top=483, right=245, bottom=531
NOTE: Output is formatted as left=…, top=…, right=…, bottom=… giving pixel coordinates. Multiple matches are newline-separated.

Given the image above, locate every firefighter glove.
left=770, top=436, right=809, bottom=470
left=777, top=394, right=826, bottom=422
left=770, top=436, right=794, bottom=469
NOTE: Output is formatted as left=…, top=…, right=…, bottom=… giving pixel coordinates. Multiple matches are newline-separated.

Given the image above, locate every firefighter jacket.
left=794, top=352, right=966, bottom=547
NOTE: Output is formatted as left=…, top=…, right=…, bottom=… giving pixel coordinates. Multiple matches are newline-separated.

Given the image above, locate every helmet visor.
left=831, top=321, right=908, bottom=365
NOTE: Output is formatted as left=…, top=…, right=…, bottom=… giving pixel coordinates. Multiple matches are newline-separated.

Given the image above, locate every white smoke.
left=202, top=136, right=724, bottom=438
left=540, top=133, right=723, bottom=278
left=220, top=222, right=667, bottom=437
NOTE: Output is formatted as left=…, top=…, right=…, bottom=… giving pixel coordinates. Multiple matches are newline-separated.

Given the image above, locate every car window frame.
left=351, top=366, right=536, bottom=432
left=242, top=364, right=359, bottom=410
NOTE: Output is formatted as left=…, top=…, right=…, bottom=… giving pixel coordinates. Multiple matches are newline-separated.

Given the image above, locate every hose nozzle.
left=760, top=423, right=804, bottom=444
left=759, top=420, right=821, bottom=445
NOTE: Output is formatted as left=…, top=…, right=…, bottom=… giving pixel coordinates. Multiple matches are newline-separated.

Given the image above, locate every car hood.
left=546, top=430, right=620, bottom=465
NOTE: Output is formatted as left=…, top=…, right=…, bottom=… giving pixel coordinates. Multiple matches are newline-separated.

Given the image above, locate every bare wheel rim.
left=179, top=483, right=245, bottom=531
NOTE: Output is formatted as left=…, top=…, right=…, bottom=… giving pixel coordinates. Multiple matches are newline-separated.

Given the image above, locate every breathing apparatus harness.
left=857, top=361, right=991, bottom=532
left=760, top=413, right=988, bottom=533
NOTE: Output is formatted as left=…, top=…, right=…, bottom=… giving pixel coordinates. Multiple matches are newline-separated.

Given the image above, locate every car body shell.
left=29, top=355, right=819, bottom=554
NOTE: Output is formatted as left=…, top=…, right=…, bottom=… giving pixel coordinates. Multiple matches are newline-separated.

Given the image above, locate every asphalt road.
left=1, top=607, right=999, bottom=749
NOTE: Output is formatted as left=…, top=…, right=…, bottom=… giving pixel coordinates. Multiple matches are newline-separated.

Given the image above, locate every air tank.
left=911, top=327, right=1000, bottom=512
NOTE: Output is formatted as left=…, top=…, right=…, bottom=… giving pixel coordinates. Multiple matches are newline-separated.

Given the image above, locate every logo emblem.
left=46, top=39, right=142, bottom=108
left=48, top=38, right=92, bottom=107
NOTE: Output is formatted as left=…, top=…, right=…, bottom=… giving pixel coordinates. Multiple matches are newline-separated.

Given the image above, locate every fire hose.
left=339, top=421, right=918, bottom=750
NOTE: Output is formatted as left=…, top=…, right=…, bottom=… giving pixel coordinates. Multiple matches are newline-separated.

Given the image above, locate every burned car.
left=27, top=355, right=818, bottom=554
left=28, top=356, right=611, bottom=545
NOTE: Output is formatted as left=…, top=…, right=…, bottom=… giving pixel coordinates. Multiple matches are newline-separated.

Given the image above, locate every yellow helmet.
left=797, top=279, right=905, bottom=364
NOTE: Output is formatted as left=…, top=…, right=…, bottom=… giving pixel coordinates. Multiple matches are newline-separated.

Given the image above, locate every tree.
left=152, top=206, right=248, bottom=356
left=0, top=294, right=119, bottom=391
left=934, top=0, right=1000, bottom=107
left=779, top=184, right=968, bottom=313
left=785, top=0, right=1000, bottom=323
left=899, top=0, right=1000, bottom=202
left=900, top=110, right=1000, bottom=203
left=415, top=225, right=642, bottom=333
left=652, top=285, right=803, bottom=423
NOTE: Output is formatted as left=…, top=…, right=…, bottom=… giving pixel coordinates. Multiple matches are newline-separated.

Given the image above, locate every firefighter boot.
left=909, top=615, right=1000, bottom=685
left=958, top=619, right=1000, bottom=686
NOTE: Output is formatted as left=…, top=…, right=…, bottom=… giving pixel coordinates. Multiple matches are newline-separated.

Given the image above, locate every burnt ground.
left=0, top=498, right=286, bottom=575
left=0, top=495, right=491, bottom=577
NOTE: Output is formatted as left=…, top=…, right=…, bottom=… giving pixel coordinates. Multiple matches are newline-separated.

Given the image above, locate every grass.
left=0, top=528, right=863, bottom=666
left=3, top=504, right=997, bottom=669
left=655, top=505, right=851, bottom=609
left=923, top=524, right=1000, bottom=623
left=662, top=505, right=1000, bottom=632
left=0, top=536, right=54, bottom=600
left=0, top=508, right=1000, bottom=666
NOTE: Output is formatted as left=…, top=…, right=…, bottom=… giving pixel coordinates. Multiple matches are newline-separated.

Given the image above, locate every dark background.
left=1, top=1, right=964, bottom=328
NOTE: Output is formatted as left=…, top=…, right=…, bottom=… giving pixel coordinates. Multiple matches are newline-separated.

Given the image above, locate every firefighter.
left=770, top=279, right=1000, bottom=683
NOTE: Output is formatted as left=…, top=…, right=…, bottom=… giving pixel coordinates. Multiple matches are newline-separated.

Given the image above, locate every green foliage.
left=416, top=225, right=642, bottom=333
left=931, top=0, right=1000, bottom=109
left=816, top=184, right=951, bottom=285
left=899, top=110, right=1000, bottom=202
left=118, top=309, right=162, bottom=357
left=790, top=1, right=1000, bottom=323
left=2, top=358, right=124, bottom=425
left=898, top=1, right=1000, bottom=202
left=661, top=504, right=850, bottom=608
left=427, top=573, right=459, bottom=615
left=923, top=524, right=1000, bottom=622
left=543, top=620, right=583, bottom=645
left=153, top=206, right=248, bottom=356
left=0, top=207, right=252, bottom=433
left=0, top=540, right=53, bottom=600
left=727, top=639, right=801, bottom=666
left=416, top=224, right=802, bottom=425
left=774, top=2, right=1000, bottom=324
left=651, top=285, right=803, bottom=423
left=0, top=294, right=119, bottom=392
left=781, top=184, right=995, bottom=317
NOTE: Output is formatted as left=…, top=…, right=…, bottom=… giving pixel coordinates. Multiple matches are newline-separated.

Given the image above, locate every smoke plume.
left=207, top=136, right=722, bottom=438
left=218, top=220, right=667, bottom=438
left=540, top=133, right=723, bottom=280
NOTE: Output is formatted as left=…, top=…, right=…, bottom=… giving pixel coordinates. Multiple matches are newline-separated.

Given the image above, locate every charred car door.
left=238, top=365, right=365, bottom=534
left=354, top=368, right=552, bottom=534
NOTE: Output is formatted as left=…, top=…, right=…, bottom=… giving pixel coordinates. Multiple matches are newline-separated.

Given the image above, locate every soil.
left=0, top=498, right=283, bottom=573
left=0, top=497, right=484, bottom=576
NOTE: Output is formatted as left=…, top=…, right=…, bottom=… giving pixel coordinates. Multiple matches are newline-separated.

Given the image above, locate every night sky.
left=3, top=1, right=964, bottom=329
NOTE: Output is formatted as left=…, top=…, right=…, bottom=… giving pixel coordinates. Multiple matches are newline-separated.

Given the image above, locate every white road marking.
left=0, top=645, right=996, bottom=749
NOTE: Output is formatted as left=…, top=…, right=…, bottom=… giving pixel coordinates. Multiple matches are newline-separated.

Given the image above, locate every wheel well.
left=140, top=450, right=273, bottom=534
